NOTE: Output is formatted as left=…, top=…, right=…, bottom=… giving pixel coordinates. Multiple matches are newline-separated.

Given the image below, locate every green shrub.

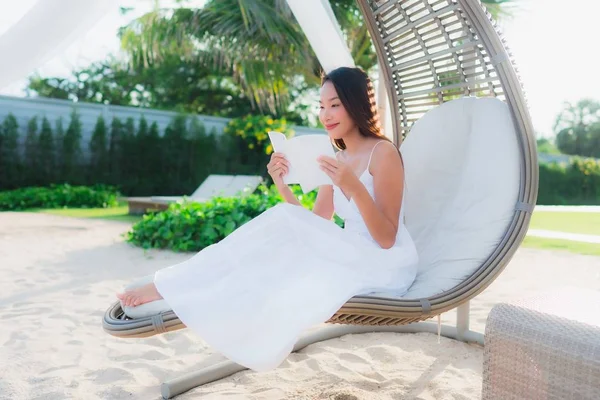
left=538, top=158, right=600, bottom=205
left=223, top=114, right=294, bottom=155
left=126, top=184, right=341, bottom=252
left=62, top=109, right=84, bottom=184
left=0, top=184, right=120, bottom=210
left=38, top=117, right=56, bottom=184
left=89, top=115, right=109, bottom=182
left=24, top=116, right=39, bottom=185
left=0, top=114, right=21, bottom=189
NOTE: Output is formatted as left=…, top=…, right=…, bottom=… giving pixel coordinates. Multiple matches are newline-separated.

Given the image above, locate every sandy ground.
left=0, top=212, right=599, bottom=400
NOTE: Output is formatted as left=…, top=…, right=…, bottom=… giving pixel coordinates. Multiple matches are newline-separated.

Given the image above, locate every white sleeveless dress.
left=153, top=143, right=419, bottom=371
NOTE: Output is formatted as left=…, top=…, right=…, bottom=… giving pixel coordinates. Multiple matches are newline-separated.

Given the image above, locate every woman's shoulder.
left=370, top=139, right=399, bottom=159
left=370, top=137, right=397, bottom=151
left=369, top=139, right=403, bottom=173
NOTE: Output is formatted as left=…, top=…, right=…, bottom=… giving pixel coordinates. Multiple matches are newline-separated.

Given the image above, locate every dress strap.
left=366, top=140, right=388, bottom=170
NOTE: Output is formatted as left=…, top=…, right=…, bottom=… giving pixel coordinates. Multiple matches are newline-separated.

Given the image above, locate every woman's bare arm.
left=312, top=185, right=335, bottom=220
left=348, top=143, right=404, bottom=249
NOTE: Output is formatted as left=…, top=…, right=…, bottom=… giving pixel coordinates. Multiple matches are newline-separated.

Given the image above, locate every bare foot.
left=116, top=283, right=163, bottom=307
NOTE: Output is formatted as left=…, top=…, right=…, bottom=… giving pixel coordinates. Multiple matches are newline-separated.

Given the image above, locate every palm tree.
left=119, top=0, right=517, bottom=117
left=119, top=0, right=372, bottom=116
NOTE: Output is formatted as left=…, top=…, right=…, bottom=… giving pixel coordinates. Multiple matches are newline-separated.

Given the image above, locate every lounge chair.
left=103, top=0, right=538, bottom=398
left=150, top=174, right=263, bottom=204
left=126, top=174, right=263, bottom=215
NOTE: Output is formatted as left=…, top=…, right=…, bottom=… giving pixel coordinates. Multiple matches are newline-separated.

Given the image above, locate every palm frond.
left=119, top=0, right=319, bottom=113
left=481, top=0, right=520, bottom=20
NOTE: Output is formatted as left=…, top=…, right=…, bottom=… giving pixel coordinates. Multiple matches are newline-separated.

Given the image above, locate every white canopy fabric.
left=0, top=0, right=119, bottom=91
left=285, top=0, right=355, bottom=73
left=286, top=0, right=393, bottom=140
left=0, top=0, right=392, bottom=138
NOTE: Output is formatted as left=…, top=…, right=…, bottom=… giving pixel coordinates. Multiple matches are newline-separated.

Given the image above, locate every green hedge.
left=0, top=112, right=290, bottom=196
left=126, top=157, right=600, bottom=253
left=125, top=185, right=344, bottom=252
left=538, top=158, right=600, bottom=205
left=0, top=184, right=119, bottom=210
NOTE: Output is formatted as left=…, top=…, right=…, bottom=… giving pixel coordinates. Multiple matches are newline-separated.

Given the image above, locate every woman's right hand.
left=267, top=152, right=290, bottom=186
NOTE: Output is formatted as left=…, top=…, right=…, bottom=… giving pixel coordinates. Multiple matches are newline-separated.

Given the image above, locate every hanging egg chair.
left=102, top=0, right=538, bottom=397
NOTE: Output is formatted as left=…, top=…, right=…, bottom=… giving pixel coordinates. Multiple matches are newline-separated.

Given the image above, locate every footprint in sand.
left=304, top=358, right=321, bottom=372
left=67, top=381, right=79, bottom=389
left=85, top=368, right=133, bottom=384
left=108, top=350, right=169, bottom=362
left=12, top=301, right=32, bottom=308
left=27, top=376, right=63, bottom=385
left=286, top=351, right=309, bottom=364
left=29, top=391, right=68, bottom=400
left=123, top=362, right=168, bottom=380
left=87, top=310, right=105, bottom=317
left=141, top=337, right=165, bottom=347
left=4, top=307, right=53, bottom=318
left=330, top=394, right=358, bottom=400
left=72, top=289, right=90, bottom=296
left=338, top=352, right=368, bottom=364
left=4, top=331, right=28, bottom=347
left=365, top=345, right=397, bottom=363
left=139, top=350, right=170, bottom=361
left=98, top=386, right=134, bottom=399
left=48, top=314, right=80, bottom=325
left=40, top=364, right=79, bottom=375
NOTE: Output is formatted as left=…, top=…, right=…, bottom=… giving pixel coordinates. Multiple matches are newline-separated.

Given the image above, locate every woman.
left=117, top=66, right=418, bottom=371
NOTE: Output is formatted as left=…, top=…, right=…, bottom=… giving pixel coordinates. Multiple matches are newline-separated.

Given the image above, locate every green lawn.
left=27, top=205, right=600, bottom=257
left=529, top=211, right=600, bottom=236
left=521, top=236, right=600, bottom=257
left=522, top=210, right=600, bottom=256
left=33, top=202, right=142, bottom=224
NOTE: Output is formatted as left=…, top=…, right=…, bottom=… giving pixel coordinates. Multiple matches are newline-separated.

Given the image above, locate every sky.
left=0, top=0, right=598, bottom=138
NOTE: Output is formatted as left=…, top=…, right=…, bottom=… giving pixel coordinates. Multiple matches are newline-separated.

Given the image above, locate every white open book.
left=268, top=131, right=336, bottom=193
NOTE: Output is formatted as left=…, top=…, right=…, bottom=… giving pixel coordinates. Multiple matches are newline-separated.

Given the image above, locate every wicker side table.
left=482, top=287, right=600, bottom=400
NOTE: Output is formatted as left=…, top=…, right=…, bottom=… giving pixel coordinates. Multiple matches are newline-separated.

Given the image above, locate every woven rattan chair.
left=102, top=0, right=538, bottom=397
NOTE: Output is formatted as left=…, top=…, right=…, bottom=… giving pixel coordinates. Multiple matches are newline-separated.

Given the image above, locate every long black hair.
left=321, top=66, right=393, bottom=151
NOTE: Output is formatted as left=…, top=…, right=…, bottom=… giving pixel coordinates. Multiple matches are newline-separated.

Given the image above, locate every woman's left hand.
left=318, top=155, right=361, bottom=195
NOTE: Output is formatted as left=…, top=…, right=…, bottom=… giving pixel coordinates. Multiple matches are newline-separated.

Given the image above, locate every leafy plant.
left=0, top=184, right=120, bottom=210
left=126, top=184, right=343, bottom=252
left=224, top=114, right=294, bottom=155
left=538, top=158, right=600, bottom=205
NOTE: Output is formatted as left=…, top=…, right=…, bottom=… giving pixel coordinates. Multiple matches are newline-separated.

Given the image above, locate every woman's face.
left=319, top=81, right=354, bottom=140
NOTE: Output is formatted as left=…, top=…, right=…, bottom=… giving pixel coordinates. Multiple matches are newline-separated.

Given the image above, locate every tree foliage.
left=117, top=0, right=379, bottom=115
left=554, top=99, right=600, bottom=158
left=26, top=0, right=518, bottom=125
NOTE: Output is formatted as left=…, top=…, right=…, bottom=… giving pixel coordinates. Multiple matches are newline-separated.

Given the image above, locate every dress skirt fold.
left=154, top=203, right=418, bottom=371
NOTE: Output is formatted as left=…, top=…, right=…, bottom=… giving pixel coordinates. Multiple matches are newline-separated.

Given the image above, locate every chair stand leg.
left=456, top=300, right=485, bottom=344
left=161, top=320, right=484, bottom=399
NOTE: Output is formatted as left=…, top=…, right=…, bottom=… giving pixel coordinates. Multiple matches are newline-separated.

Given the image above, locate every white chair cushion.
left=400, top=96, right=520, bottom=299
